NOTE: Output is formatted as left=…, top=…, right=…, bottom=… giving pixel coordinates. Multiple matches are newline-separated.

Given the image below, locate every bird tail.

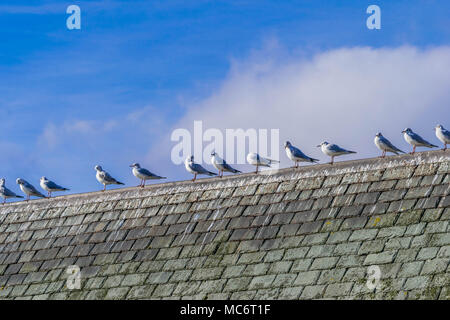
left=63, top=188, right=70, bottom=191
left=347, top=151, right=357, bottom=154
left=158, top=176, right=167, bottom=179
left=233, top=169, right=242, bottom=173
left=16, top=195, right=24, bottom=198
left=207, top=171, right=217, bottom=176
left=116, top=181, right=125, bottom=185
left=309, top=158, right=320, bottom=163
left=428, top=143, right=438, bottom=148
left=268, top=159, right=280, bottom=164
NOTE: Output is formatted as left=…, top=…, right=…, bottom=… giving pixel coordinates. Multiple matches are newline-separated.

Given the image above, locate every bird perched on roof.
left=317, top=141, right=356, bottom=165
left=210, top=151, right=241, bottom=178
left=185, top=156, right=217, bottom=182
left=40, top=177, right=69, bottom=198
left=402, top=128, right=437, bottom=154
left=0, top=178, right=23, bottom=204
left=95, top=165, right=124, bottom=191
left=130, top=163, right=166, bottom=187
left=284, top=141, right=319, bottom=168
left=246, top=152, right=279, bottom=174
left=16, top=178, right=46, bottom=201
left=434, top=124, right=450, bottom=150
left=374, top=133, right=405, bottom=158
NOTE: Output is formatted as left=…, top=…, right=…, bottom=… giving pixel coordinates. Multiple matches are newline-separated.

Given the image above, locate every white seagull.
left=246, top=152, right=279, bottom=174
left=284, top=141, right=319, bottom=168
left=210, top=151, right=241, bottom=178
left=130, top=163, right=166, bottom=187
left=40, top=177, right=70, bottom=198
left=402, top=128, right=437, bottom=154
left=317, top=141, right=356, bottom=165
left=374, top=133, right=405, bottom=158
left=0, top=178, right=23, bottom=204
left=435, top=124, right=450, bottom=150
left=95, top=165, right=124, bottom=191
left=185, top=156, right=217, bottom=181
left=16, top=178, right=46, bottom=200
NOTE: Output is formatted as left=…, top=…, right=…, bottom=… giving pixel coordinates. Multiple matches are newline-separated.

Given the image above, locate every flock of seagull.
left=1, top=125, right=449, bottom=204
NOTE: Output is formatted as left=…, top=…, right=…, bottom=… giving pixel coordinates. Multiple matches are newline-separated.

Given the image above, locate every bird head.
left=186, top=156, right=194, bottom=163
left=435, top=124, right=443, bottom=130
left=94, top=165, right=102, bottom=171
left=16, top=178, right=24, bottom=185
left=210, top=150, right=216, bottom=156
left=130, top=163, right=140, bottom=168
left=0, top=178, right=5, bottom=186
left=402, top=128, right=411, bottom=134
left=375, top=132, right=382, bottom=137
left=40, top=176, right=48, bottom=182
left=316, top=141, right=328, bottom=147
left=284, top=141, right=291, bottom=148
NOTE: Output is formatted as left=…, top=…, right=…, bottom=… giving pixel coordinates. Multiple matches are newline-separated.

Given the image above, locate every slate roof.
left=0, top=150, right=449, bottom=300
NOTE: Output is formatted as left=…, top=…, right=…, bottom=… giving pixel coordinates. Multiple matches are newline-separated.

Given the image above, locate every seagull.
left=374, top=133, right=405, bottom=158
left=435, top=124, right=450, bottom=150
left=317, top=141, right=356, bottom=165
left=246, top=152, right=279, bottom=174
left=0, top=178, right=23, bottom=204
left=16, top=178, right=46, bottom=201
left=40, top=177, right=69, bottom=197
left=185, top=156, right=217, bottom=182
left=95, top=165, right=124, bottom=191
left=284, top=141, right=319, bottom=168
left=402, top=128, right=437, bottom=154
left=210, top=151, right=241, bottom=177
left=130, top=163, right=166, bottom=187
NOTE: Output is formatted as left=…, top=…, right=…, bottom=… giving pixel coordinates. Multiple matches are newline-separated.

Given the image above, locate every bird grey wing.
left=103, top=171, right=119, bottom=183
left=139, top=168, right=156, bottom=177
left=191, top=163, right=208, bottom=174
left=410, top=132, right=433, bottom=145
left=46, top=181, right=66, bottom=190
left=26, top=183, right=41, bottom=194
left=443, top=129, right=450, bottom=139
left=223, top=162, right=240, bottom=173
left=328, top=144, right=348, bottom=153
left=381, top=136, right=404, bottom=153
left=291, top=146, right=307, bottom=158
left=2, top=187, right=21, bottom=197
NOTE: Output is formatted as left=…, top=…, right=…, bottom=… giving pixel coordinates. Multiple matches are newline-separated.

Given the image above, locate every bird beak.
left=129, top=165, right=133, bottom=167
left=316, top=145, right=321, bottom=147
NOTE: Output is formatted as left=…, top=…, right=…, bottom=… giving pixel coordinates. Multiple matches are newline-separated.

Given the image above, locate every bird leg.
left=192, top=174, right=197, bottom=182
left=143, top=180, right=146, bottom=188
left=410, top=146, right=416, bottom=154
left=255, top=165, right=259, bottom=174
left=444, top=144, right=447, bottom=151
left=219, top=171, right=223, bottom=178
left=329, top=156, right=334, bottom=165
left=102, top=184, right=106, bottom=192
left=296, top=162, right=299, bottom=168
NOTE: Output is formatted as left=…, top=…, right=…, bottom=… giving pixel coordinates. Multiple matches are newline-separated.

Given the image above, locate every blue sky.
left=1, top=0, right=449, bottom=198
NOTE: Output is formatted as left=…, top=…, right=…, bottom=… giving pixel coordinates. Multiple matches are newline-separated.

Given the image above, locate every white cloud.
left=160, top=45, right=450, bottom=170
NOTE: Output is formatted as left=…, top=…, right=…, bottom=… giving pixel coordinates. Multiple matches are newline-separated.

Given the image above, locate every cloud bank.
left=159, top=45, right=450, bottom=178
